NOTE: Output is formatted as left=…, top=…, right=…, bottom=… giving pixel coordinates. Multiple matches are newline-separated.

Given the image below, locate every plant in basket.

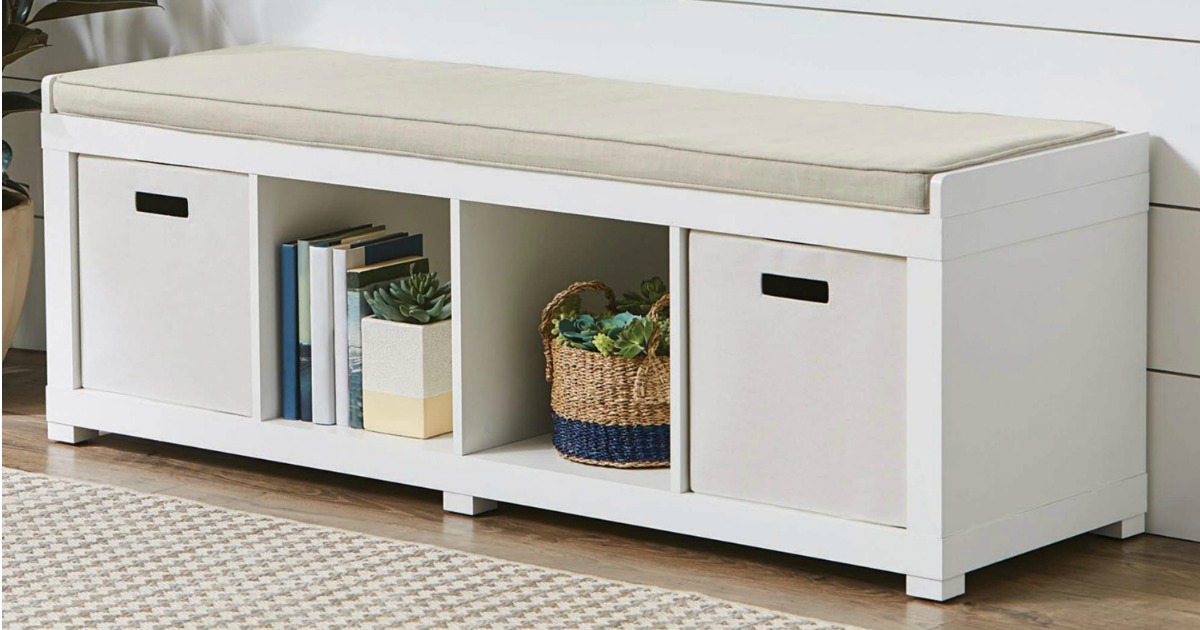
left=540, top=277, right=670, bottom=469
left=361, top=272, right=453, bottom=439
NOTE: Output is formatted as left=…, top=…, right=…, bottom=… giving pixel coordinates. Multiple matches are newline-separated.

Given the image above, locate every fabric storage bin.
left=77, top=156, right=253, bottom=416
left=688, top=231, right=907, bottom=527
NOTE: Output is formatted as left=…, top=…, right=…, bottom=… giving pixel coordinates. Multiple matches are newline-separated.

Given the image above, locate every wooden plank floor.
left=4, top=349, right=1198, bottom=630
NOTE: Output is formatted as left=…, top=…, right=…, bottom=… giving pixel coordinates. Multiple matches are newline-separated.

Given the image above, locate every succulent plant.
left=554, top=311, right=665, bottom=358
left=554, top=314, right=602, bottom=351
left=616, top=276, right=666, bottom=315
left=593, top=332, right=617, bottom=356
left=552, top=277, right=669, bottom=358
left=366, top=271, right=451, bottom=324
left=613, top=316, right=657, bottom=359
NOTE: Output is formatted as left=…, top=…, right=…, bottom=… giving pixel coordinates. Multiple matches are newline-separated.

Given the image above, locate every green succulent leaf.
left=655, top=315, right=670, bottom=355
left=28, top=0, right=161, bottom=24
left=366, top=271, right=452, bottom=324
left=616, top=276, right=666, bottom=315
left=593, top=333, right=616, bottom=357
left=613, top=317, right=655, bottom=359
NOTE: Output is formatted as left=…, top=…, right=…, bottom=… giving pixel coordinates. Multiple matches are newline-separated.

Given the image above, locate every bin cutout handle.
left=761, top=273, right=828, bottom=304
left=135, top=192, right=188, bottom=218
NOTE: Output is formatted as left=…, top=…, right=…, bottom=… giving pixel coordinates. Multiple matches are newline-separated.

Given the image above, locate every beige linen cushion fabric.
left=51, top=45, right=1115, bottom=213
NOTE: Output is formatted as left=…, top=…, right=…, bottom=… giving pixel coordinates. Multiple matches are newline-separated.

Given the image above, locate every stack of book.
left=280, top=225, right=430, bottom=428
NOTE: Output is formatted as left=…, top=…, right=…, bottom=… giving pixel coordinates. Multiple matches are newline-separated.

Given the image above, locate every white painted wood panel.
left=668, top=227, right=691, bottom=493
left=471, top=433, right=671, bottom=492
left=1149, top=206, right=1200, bottom=376
left=452, top=201, right=668, bottom=455
left=46, top=380, right=1149, bottom=583
left=46, top=384, right=939, bottom=578
left=940, top=215, right=1147, bottom=536
left=1147, top=371, right=1200, bottom=542
left=931, top=133, right=1148, bottom=218
left=904, top=258, right=944, bottom=538
left=40, top=150, right=79, bottom=390
left=943, top=475, right=1146, bottom=577
left=940, top=174, right=1148, bottom=260
left=704, top=1, right=1200, bottom=42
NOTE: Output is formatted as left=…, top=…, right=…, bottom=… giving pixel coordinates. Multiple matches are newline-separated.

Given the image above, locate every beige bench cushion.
left=51, top=45, right=1114, bottom=212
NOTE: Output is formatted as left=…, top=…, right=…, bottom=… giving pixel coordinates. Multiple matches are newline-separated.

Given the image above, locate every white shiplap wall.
left=6, top=0, right=1198, bottom=541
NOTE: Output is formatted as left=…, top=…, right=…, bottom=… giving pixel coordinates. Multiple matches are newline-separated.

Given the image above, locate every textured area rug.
left=2, top=469, right=855, bottom=629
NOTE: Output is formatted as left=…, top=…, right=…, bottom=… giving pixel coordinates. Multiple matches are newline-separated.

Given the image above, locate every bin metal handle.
left=761, top=273, right=828, bottom=304
left=135, top=192, right=189, bottom=218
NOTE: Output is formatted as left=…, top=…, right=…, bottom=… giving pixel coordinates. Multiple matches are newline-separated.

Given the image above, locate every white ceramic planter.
left=361, top=316, right=453, bottom=439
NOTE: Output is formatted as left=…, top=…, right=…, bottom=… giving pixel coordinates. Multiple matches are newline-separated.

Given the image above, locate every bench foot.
left=443, top=492, right=497, bottom=516
left=906, top=574, right=965, bottom=601
left=1092, top=514, right=1146, bottom=539
left=46, top=422, right=99, bottom=445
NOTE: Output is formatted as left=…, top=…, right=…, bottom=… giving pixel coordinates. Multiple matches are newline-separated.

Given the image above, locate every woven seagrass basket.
left=540, top=281, right=670, bottom=469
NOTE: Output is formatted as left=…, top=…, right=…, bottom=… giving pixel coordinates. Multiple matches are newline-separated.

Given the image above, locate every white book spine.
left=309, top=246, right=337, bottom=425
left=333, top=247, right=365, bottom=427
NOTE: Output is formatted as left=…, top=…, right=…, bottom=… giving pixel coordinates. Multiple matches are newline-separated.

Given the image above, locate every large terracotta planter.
left=3, top=195, right=35, bottom=359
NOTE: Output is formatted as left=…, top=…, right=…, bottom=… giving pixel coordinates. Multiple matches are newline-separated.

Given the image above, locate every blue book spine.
left=363, top=234, right=423, bottom=265
left=280, top=243, right=300, bottom=419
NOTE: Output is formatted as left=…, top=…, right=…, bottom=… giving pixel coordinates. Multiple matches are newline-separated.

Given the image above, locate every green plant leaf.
left=3, top=23, right=49, bottom=68
left=28, top=0, right=160, bottom=23
left=14, top=0, right=37, bottom=24
left=613, top=317, right=656, bottom=358
left=616, top=276, right=666, bottom=315
left=3, top=89, right=40, bottom=116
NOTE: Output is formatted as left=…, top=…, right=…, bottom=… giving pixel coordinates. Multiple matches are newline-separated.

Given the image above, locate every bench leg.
left=1092, top=514, right=1146, bottom=539
left=906, top=574, right=966, bottom=601
left=47, top=422, right=99, bottom=445
left=443, top=492, right=497, bottom=516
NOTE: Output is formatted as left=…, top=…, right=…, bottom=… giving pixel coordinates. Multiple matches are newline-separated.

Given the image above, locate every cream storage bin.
left=688, top=231, right=907, bottom=526
left=77, top=157, right=253, bottom=416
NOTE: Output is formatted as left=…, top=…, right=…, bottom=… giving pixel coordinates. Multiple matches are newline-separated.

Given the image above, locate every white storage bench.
left=40, top=45, right=1150, bottom=601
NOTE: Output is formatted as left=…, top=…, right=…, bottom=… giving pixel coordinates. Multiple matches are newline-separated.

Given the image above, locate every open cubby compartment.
left=451, top=200, right=688, bottom=492
left=251, top=175, right=452, bottom=426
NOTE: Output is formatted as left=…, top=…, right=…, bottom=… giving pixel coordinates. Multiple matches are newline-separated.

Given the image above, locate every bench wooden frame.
left=40, top=73, right=1150, bottom=601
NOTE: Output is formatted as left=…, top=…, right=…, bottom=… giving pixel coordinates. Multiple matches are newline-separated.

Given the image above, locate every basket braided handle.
left=644, top=293, right=670, bottom=359
left=634, top=293, right=671, bottom=399
left=539, top=280, right=617, bottom=382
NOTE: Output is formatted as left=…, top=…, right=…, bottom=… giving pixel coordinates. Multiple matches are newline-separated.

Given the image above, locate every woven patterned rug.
left=2, top=468, right=856, bottom=629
